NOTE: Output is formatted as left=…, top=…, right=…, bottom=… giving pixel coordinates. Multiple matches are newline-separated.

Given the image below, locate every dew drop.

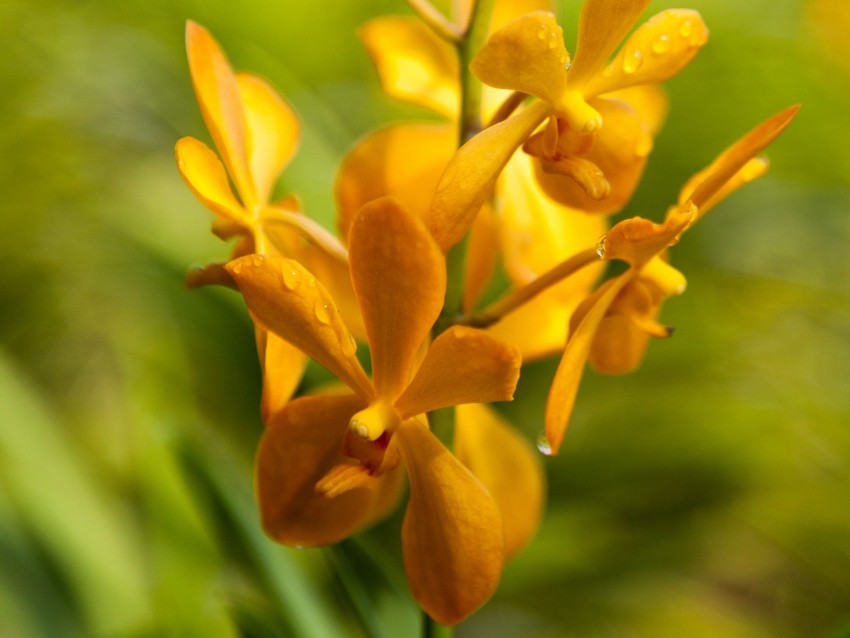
left=305, top=276, right=316, bottom=289
left=651, top=33, right=670, bottom=54
left=622, top=48, right=642, bottom=74
left=537, top=28, right=547, bottom=40
left=314, top=300, right=332, bottom=325
left=251, top=254, right=265, bottom=267
left=282, top=268, right=300, bottom=290
left=341, top=333, right=357, bottom=358
left=548, top=38, right=558, bottom=50
left=230, top=261, right=242, bottom=274
left=536, top=432, right=554, bottom=456
left=564, top=60, right=572, bottom=71
left=679, top=20, right=693, bottom=38
left=596, top=234, right=607, bottom=258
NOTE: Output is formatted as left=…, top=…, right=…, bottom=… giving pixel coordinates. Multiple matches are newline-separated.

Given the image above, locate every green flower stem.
left=423, top=613, right=453, bottom=638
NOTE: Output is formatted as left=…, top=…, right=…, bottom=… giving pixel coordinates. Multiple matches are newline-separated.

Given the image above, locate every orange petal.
left=544, top=274, right=631, bottom=454
left=429, top=100, right=551, bottom=252
left=256, top=327, right=308, bottom=424
left=491, top=0, right=557, bottom=30
left=470, top=12, right=570, bottom=107
left=683, top=105, right=800, bottom=217
left=568, top=0, right=650, bottom=89
left=175, top=136, right=248, bottom=225
left=454, top=404, right=545, bottom=559
left=462, top=204, right=499, bottom=314
left=394, top=327, right=521, bottom=418
left=485, top=287, right=573, bottom=360
left=359, top=17, right=459, bottom=118
left=335, top=123, right=456, bottom=239
left=257, top=395, right=402, bottom=546
left=348, top=199, right=446, bottom=399
left=237, top=73, right=300, bottom=205
left=583, top=10, right=708, bottom=97
left=397, top=418, right=504, bottom=626
left=597, top=202, right=695, bottom=267
left=184, top=261, right=238, bottom=290
left=185, top=21, right=255, bottom=207
left=225, top=255, right=373, bottom=401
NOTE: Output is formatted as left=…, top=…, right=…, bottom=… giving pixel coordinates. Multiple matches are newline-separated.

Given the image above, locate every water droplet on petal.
left=596, top=234, right=607, bottom=258
left=305, top=276, right=316, bottom=289
left=230, top=261, right=242, bottom=274
left=651, top=33, right=670, bottom=54
left=537, top=28, right=547, bottom=40
left=282, top=268, right=300, bottom=290
left=679, top=20, right=693, bottom=38
left=564, top=60, right=572, bottom=71
left=314, top=300, right=331, bottom=325
left=536, top=432, right=554, bottom=456
left=251, top=254, right=265, bottom=267
left=622, top=48, right=642, bottom=74
left=341, top=333, right=357, bottom=357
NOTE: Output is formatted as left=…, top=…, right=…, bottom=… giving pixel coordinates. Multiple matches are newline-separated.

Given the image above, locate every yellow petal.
left=568, top=0, right=650, bottom=90
left=394, top=327, right=521, bottom=418
left=175, top=136, right=248, bottom=225
left=335, top=123, right=456, bottom=239
left=597, top=202, right=695, bottom=267
left=471, top=12, right=570, bottom=106
left=348, top=199, right=446, bottom=399
left=583, top=10, right=708, bottom=97
left=462, top=204, right=499, bottom=314
left=185, top=21, right=255, bottom=206
left=237, top=73, right=300, bottom=205
left=256, top=327, right=308, bottom=423
left=485, top=287, right=573, bottom=360
left=397, top=418, right=504, bottom=626
left=491, top=0, right=556, bottom=30
left=534, top=97, right=652, bottom=214
left=225, top=255, right=373, bottom=401
left=360, top=17, right=459, bottom=119
left=257, top=395, right=402, bottom=546
left=429, top=100, right=551, bottom=252
left=682, top=105, right=800, bottom=217
left=454, top=404, right=545, bottom=559
left=544, top=275, right=631, bottom=454
left=640, top=256, right=686, bottom=299
left=604, top=84, right=669, bottom=135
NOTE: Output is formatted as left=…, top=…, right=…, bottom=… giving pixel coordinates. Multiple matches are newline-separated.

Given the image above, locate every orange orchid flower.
left=543, top=105, right=800, bottom=455
left=225, top=198, right=521, bottom=626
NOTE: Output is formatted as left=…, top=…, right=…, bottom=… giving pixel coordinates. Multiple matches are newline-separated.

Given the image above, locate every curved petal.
left=256, top=327, right=308, bottom=423
left=360, top=17, right=459, bottom=118
left=348, top=199, right=446, bottom=399
left=597, top=203, right=695, bottom=267
left=462, top=204, right=499, bottom=314
left=257, top=395, right=403, bottom=546
left=544, top=275, right=631, bottom=455
left=237, top=73, right=300, bottom=205
left=583, top=10, right=708, bottom=98
left=429, top=100, right=551, bottom=252
left=470, top=12, right=570, bottom=106
left=683, top=105, right=800, bottom=217
left=185, top=21, right=255, bottom=206
left=226, top=255, right=373, bottom=401
left=394, top=327, right=520, bottom=419
left=534, top=97, right=652, bottom=214
left=335, top=123, right=456, bottom=239
left=567, top=0, right=650, bottom=90
left=454, top=404, right=545, bottom=559
left=175, top=136, right=248, bottom=225
left=397, top=419, right=504, bottom=626
left=604, top=84, right=668, bottom=135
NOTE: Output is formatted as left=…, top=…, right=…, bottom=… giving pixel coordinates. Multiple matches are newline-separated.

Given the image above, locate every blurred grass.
left=1, top=0, right=849, bottom=636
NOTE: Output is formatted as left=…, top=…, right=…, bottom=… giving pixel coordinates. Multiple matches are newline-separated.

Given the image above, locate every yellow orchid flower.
left=176, top=21, right=359, bottom=419
left=542, top=105, right=800, bottom=455
left=225, top=198, right=521, bottom=626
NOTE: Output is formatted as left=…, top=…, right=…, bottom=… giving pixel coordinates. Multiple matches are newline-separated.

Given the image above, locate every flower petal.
left=454, top=404, right=545, bottom=559
left=462, top=204, right=499, bottom=314
left=597, top=202, right=695, bottom=267
left=567, top=0, right=649, bottom=90
left=394, top=327, right=520, bottom=418
left=583, top=10, right=708, bottom=97
left=335, top=123, right=456, bottom=239
left=256, top=327, right=308, bottom=423
left=360, top=17, right=459, bottom=118
left=226, top=254, right=373, bottom=401
left=544, top=275, right=631, bottom=454
left=397, top=418, right=504, bottom=626
left=185, top=21, right=255, bottom=206
left=683, top=105, right=800, bottom=217
left=257, top=395, right=402, bottom=546
left=470, top=12, right=570, bottom=106
left=429, top=100, right=551, bottom=252
left=348, top=199, right=446, bottom=399
left=237, top=73, right=300, bottom=205
left=175, top=136, right=247, bottom=225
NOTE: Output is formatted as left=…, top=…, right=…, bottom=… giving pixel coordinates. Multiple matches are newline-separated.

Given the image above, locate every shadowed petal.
left=429, top=100, right=551, bottom=252
left=471, top=12, right=570, bottom=106
left=175, top=136, right=247, bottom=224
left=583, top=9, right=708, bottom=97
left=454, top=404, right=545, bottom=559
left=237, top=73, right=300, bottom=204
left=360, top=17, right=459, bottom=118
left=348, top=199, right=446, bottom=399
left=397, top=419, right=504, bottom=626
left=256, top=327, right=308, bottom=423
left=226, top=255, right=373, bottom=401
left=394, top=327, right=520, bottom=419
left=185, top=21, right=255, bottom=206
left=462, top=204, right=499, bottom=314
left=258, top=395, right=402, bottom=546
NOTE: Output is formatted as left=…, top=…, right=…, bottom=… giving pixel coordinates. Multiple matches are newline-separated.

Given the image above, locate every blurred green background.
left=1, top=0, right=848, bottom=636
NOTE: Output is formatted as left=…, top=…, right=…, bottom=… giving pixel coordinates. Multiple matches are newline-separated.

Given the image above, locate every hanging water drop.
left=596, top=235, right=607, bottom=258
left=536, top=432, right=554, bottom=456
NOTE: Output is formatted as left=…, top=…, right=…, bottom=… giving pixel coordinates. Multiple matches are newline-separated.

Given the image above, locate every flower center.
left=349, top=400, right=400, bottom=441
